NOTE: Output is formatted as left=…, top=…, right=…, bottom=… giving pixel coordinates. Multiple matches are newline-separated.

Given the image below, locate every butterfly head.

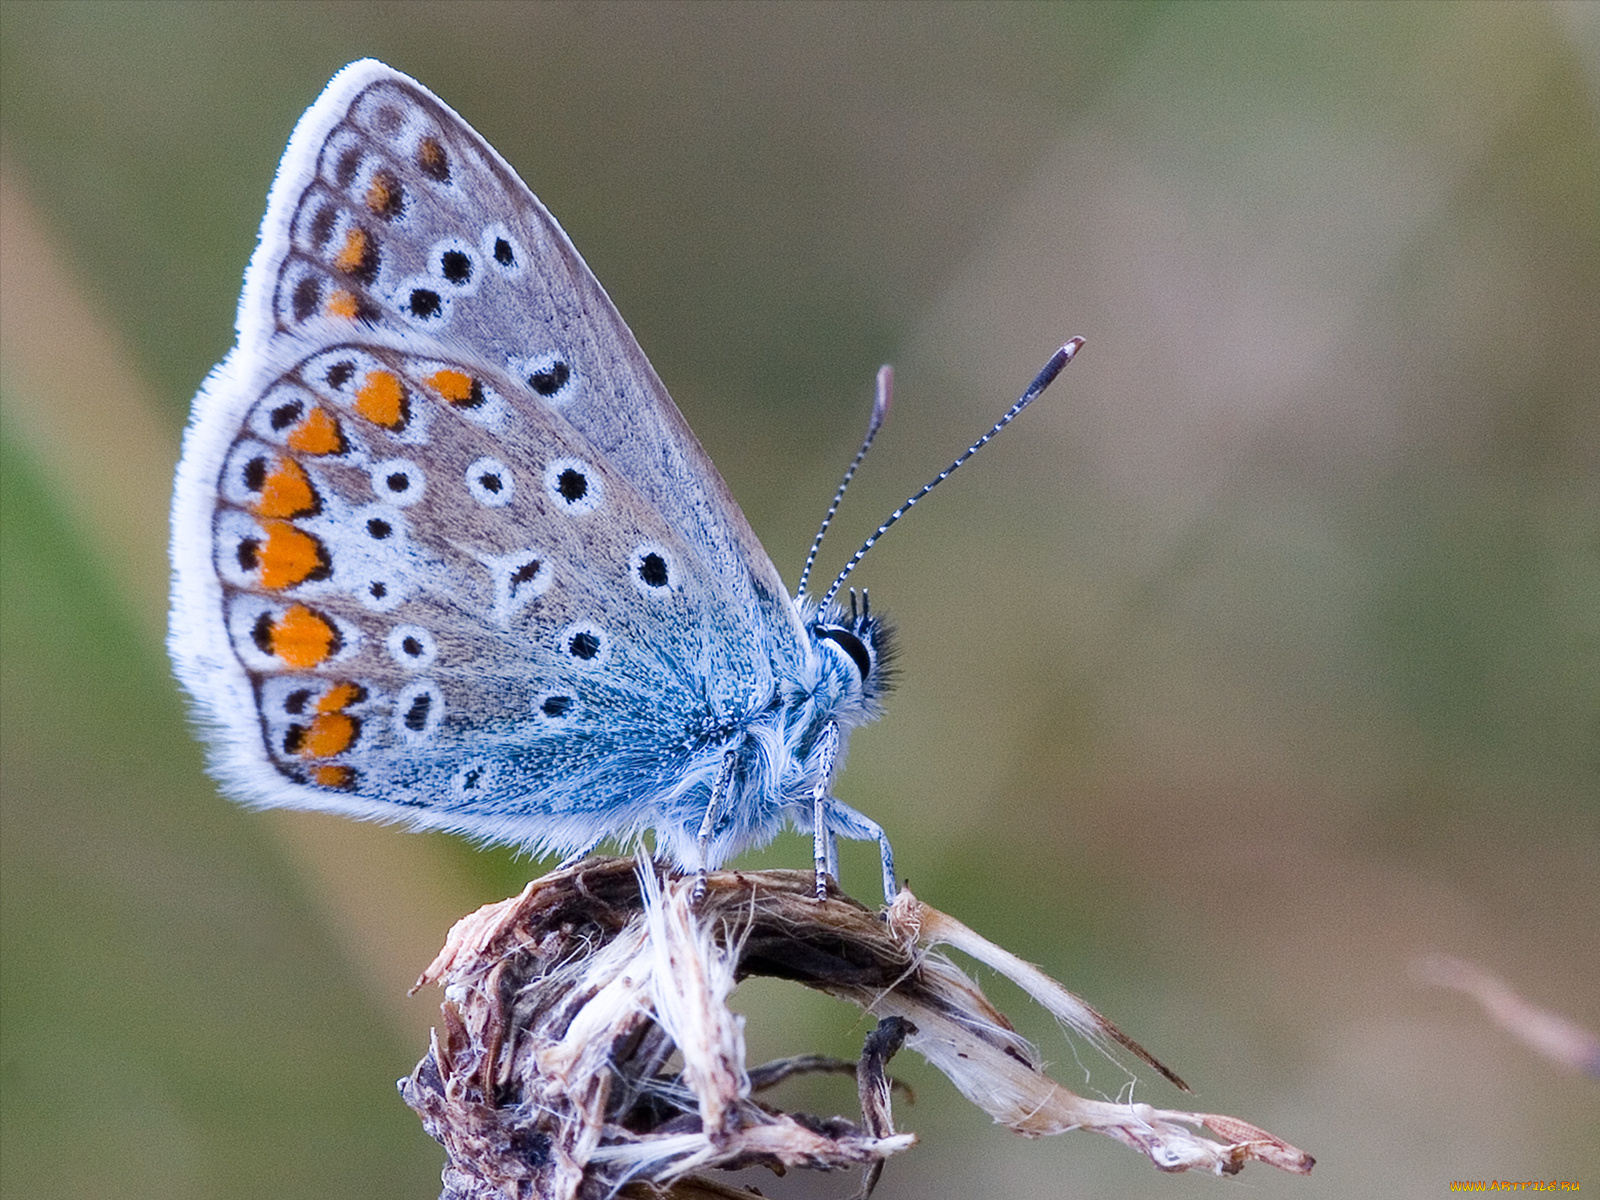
left=806, top=590, right=895, bottom=717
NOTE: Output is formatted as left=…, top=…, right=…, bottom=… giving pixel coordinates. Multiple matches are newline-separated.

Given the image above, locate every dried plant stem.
left=401, top=858, right=1313, bottom=1199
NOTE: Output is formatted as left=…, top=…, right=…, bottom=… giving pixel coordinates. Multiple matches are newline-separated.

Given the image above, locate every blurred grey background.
left=2, top=3, right=1596, bottom=1197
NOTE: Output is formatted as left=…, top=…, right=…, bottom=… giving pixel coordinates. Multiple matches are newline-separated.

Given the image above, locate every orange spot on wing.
left=333, top=227, right=373, bottom=275
left=366, top=170, right=401, bottom=218
left=418, top=136, right=449, bottom=180
left=355, top=370, right=408, bottom=428
left=316, top=681, right=365, bottom=713
left=286, top=406, right=344, bottom=455
left=312, top=764, right=356, bottom=790
left=256, top=521, right=328, bottom=589
left=428, top=368, right=476, bottom=404
left=326, top=289, right=360, bottom=320
left=270, top=604, right=338, bottom=668
left=252, top=457, right=317, bottom=518
left=300, top=711, right=359, bottom=758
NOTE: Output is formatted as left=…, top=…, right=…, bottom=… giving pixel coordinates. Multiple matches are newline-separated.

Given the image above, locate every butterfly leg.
left=809, top=783, right=842, bottom=897
left=808, top=722, right=842, bottom=899
left=823, top=798, right=898, bottom=905
left=691, top=750, right=737, bottom=904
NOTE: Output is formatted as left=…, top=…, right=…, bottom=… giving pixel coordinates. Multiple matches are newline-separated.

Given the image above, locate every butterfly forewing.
left=267, top=68, right=794, bottom=624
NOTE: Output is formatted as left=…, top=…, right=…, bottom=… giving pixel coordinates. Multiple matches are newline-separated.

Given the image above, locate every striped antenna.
left=796, top=365, right=893, bottom=597
left=818, top=338, right=1084, bottom=611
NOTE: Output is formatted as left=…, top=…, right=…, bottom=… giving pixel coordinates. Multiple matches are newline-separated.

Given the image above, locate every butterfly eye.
left=816, top=625, right=872, bottom=682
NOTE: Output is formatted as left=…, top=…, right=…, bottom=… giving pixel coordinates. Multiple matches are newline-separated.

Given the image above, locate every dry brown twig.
left=401, top=857, right=1313, bottom=1199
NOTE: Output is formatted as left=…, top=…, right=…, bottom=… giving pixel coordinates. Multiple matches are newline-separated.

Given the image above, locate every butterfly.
left=169, top=59, right=1077, bottom=902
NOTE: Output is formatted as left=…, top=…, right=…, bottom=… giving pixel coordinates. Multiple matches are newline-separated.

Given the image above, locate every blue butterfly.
left=169, top=59, right=1077, bottom=901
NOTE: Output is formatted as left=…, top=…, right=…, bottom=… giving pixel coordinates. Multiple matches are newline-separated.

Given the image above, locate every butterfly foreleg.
left=691, top=749, right=738, bottom=904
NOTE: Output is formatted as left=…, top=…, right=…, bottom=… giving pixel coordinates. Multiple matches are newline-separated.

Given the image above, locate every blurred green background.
left=3, top=2, right=1596, bottom=1197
